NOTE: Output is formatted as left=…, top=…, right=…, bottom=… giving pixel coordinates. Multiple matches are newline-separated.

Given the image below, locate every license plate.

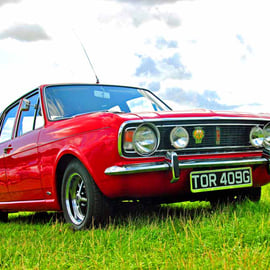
left=190, top=167, right=252, bottom=193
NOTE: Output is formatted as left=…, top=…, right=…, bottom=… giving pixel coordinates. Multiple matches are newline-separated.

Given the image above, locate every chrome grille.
left=158, top=124, right=255, bottom=154
left=120, top=118, right=269, bottom=157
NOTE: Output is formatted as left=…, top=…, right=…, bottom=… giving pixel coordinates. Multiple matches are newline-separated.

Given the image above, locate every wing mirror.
left=21, top=99, right=30, bottom=112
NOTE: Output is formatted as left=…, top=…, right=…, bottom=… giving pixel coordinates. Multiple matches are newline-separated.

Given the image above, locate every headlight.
left=263, top=123, right=270, bottom=148
left=250, top=126, right=264, bottom=148
left=133, top=124, right=159, bottom=156
left=170, top=126, right=189, bottom=149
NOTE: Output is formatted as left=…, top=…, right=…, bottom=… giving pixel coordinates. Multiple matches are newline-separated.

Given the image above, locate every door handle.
left=4, top=146, right=13, bottom=154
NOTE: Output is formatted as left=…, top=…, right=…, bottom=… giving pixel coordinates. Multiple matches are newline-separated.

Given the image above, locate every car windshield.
left=44, top=85, right=170, bottom=120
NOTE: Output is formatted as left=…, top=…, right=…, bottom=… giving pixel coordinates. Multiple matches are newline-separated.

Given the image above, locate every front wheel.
left=61, top=160, right=112, bottom=230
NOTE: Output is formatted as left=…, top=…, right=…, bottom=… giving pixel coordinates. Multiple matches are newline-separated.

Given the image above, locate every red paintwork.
left=0, top=84, right=270, bottom=212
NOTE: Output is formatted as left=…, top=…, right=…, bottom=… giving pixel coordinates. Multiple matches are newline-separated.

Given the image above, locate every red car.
left=0, top=83, right=270, bottom=229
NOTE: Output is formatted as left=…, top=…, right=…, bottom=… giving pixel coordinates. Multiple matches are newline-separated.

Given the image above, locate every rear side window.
left=0, top=104, right=19, bottom=143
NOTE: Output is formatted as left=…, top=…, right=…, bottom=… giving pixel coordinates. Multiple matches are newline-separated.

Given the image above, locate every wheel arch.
left=55, top=152, right=96, bottom=210
left=55, top=154, right=77, bottom=209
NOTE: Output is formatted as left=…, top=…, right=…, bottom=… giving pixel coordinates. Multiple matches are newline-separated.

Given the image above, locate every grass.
left=1, top=185, right=270, bottom=269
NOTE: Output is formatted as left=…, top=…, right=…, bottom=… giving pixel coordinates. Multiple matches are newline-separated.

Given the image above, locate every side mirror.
left=21, top=99, right=30, bottom=112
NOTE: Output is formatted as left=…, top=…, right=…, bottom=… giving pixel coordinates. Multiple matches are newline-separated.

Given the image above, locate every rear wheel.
left=61, top=160, right=112, bottom=230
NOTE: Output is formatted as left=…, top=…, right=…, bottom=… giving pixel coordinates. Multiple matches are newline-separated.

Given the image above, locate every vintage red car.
left=0, top=83, right=270, bottom=229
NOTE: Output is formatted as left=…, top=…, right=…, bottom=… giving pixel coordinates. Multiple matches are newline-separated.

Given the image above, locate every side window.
left=17, top=93, right=43, bottom=137
left=0, top=104, right=19, bottom=143
left=34, top=101, right=44, bottom=130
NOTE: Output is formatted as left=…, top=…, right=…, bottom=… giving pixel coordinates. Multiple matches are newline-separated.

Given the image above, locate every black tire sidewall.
left=247, top=187, right=261, bottom=202
left=61, top=160, right=94, bottom=230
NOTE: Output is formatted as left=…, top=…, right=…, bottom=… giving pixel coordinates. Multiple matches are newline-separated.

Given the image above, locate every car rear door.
left=4, top=91, right=44, bottom=201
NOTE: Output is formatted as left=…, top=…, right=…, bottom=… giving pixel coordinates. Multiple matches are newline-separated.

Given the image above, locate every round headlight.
left=170, top=126, right=189, bottom=149
left=263, top=123, right=270, bottom=148
left=250, top=126, right=264, bottom=148
left=133, top=124, right=159, bottom=156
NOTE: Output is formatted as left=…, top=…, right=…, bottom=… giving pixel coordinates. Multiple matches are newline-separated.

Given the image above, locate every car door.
left=4, top=92, right=44, bottom=201
left=0, top=103, right=20, bottom=202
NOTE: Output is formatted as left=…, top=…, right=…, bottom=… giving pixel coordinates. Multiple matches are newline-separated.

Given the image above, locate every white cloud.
left=0, top=0, right=270, bottom=114
left=0, top=23, right=50, bottom=42
left=0, top=0, right=21, bottom=7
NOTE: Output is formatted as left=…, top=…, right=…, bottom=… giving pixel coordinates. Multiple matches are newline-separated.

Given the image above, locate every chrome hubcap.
left=65, top=173, right=88, bottom=225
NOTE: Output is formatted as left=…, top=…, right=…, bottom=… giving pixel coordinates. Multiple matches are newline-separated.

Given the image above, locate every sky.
left=0, top=0, right=270, bottom=113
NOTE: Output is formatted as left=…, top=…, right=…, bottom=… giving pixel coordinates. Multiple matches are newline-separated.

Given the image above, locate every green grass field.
left=1, top=185, right=270, bottom=269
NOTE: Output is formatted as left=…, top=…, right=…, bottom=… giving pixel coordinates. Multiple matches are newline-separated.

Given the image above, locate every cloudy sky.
left=0, top=0, right=270, bottom=113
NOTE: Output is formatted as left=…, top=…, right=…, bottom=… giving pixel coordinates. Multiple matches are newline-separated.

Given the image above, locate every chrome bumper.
left=105, top=155, right=270, bottom=183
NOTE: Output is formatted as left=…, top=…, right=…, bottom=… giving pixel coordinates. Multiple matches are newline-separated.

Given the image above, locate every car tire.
left=61, top=159, right=112, bottom=230
left=246, top=187, right=261, bottom=202
left=0, top=212, right=8, bottom=222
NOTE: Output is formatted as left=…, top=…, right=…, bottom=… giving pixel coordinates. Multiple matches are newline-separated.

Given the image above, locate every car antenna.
left=73, top=30, right=100, bottom=84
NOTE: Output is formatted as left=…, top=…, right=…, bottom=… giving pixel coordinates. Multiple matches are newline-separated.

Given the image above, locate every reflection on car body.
left=0, top=83, right=270, bottom=229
